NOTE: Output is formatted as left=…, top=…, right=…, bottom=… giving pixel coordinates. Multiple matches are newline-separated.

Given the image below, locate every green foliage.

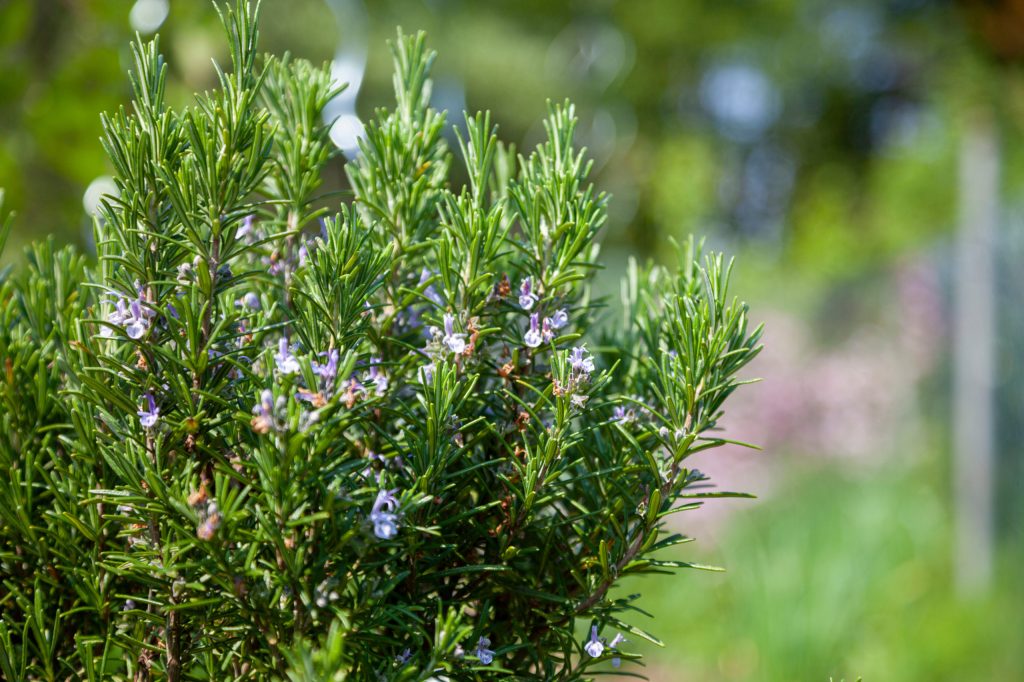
left=0, top=3, right=761, bottom=679
left=626, top=466, right=1024, bottom=681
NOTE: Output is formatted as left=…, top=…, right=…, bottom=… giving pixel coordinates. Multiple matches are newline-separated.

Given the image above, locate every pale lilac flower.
left=256, top=389, right=274, bottom=413
left=419, top=363, right=436, bottom=384
left=370, top=508, right=398, bottom=539
left=366, top=357, right=389, bottom=396
left=343, top=376, right=365, bottom=401
left=274, top=338, right=301, bottom=375
left=395, top=648, right=412, bottom=665
left=374, top=488, right=398, bottom=512
left=609, top=634, right=626, bottom=668
left=295, top=389, right=325, bottom=406
left=370, top=488, right=400, bottom=540
left=107, top=298, right=130, bottom=326
left=312, top=349, right=339, bottom=383
left=236, top=214, right=255, bottom=240
left=474, top=637, right=495, bottom=665
left=569, top=345, right=595, bottom=377
left=519, top=277, right=538, bottom=310
left=109, top=294, right=155, bottom=340
left=251, top=389, right=277, bottom=434
left=541, top=316, right=555, bottom=344
left=524, top=313, right=543, bottom=348
left=442, top=313, right=466, bottom=355
left=236, top=292, right=260, bottom=310
left=267, top=256, right=286, bottom=276
left=549, top=308, right=568, bottom=329
left=137, top=392, right=159, bottom=429
left=612, top=406, right=636, bottom=424
left=124, top=299, right=153, bottom=340
left=584, top=625, right=604, bottom=657
left=418, top=269, right=443, bottom=306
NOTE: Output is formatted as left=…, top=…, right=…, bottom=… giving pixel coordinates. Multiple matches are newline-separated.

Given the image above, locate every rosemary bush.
left=0, top=3, right=762, bottom=679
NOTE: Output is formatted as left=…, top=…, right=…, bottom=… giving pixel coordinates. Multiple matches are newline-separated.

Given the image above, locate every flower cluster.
left=523, top=307, right=568, bottom=349
left=107, top=284, right=155, bottom=340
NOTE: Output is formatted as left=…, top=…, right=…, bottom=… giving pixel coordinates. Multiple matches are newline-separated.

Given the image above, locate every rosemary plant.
left=0, top=2, right=762, bottom=679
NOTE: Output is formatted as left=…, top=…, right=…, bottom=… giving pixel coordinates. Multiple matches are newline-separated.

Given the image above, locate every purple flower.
left=519, top=277, right=538, bottom=310
left=107, top=299, right=130, bottom=325
left=549, top=308, right=568, bottom=329
left=418, top=269, right=443, bottom=307
left=442, top=313, right=466, bottom=355
left=274, top=338, right=301, bottom=375
left=267, top=256, right=286, bottom=276
left=366, top=357, right=389, bottom=395
left=541, top=316, right=555, bottom=344
left=296, top=389, right=326, bottom=407
left=108, top=293, right=155, bottom=340
left=474, top=636, right=495, bottom=665
left=374, top=488, right=398, bottom=512
left=125, top=300, right=153, bottom=339
left=343, top=376, right=365, bottom=404
left=251, top=389, right=277, bottom=434
left=395, top=648, right=412, bottom=665
left=609, top=634, right=626, bottom=668
left=312, top=349, right=339, bottom=383
left=236, top=214, right=255, bottom=240
left=370, top=510, right=398, bottom=540
left=419, top=362, right=435, bottom=384
left=584, top=625, right=604, bottom=658
left=236, top=292, right=260, bottom=310
left=612, top=406, right=636, bottom=424
left=524, top=312, right=542, bottom=348
left=137, top=392, right=159, bottom=429
left=569, top=345, right=595, bottom=377
left=370, top=488, right=400, bottom=539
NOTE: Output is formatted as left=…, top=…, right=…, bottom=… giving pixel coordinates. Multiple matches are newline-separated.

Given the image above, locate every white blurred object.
left=329, top=111, right=365, bottom=158
left=129, top=0, right=170, bottom=34
left=700, top=62, right=781, bottom=143
left=83, top=176, right=118, bottom=217
left=323, top=0, right=368, bottom=159
left=953, top=111, right=998, bottom=597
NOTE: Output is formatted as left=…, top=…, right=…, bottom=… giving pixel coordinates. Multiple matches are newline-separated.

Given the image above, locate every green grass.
left=607, top=463, right=1023, bottom=681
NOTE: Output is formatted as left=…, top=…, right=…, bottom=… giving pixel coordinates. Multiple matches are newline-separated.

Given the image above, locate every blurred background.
left=2, top=0, right=1022, bottom=679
